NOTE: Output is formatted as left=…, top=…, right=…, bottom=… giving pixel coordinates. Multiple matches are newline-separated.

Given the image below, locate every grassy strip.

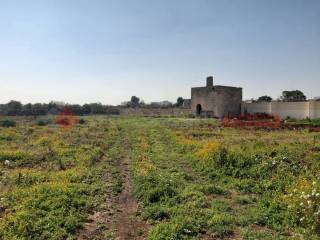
left=0, top=117, right=120, bottom=240
left=125, top=118, right=319, bottom=239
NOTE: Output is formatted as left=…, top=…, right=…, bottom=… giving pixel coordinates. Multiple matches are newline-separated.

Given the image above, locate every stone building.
left=191, top=76, right=242, bottom=118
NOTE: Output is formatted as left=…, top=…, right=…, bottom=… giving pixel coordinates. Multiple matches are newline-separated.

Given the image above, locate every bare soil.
left=78, top=141, right=149, bottom=240
left=111, top=159, right=149, bottom=240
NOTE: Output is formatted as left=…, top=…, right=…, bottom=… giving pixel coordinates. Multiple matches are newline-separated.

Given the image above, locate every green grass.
left=0, top=116, right=319, bottom=239
left=286, top=117, right=320, bottom=126
left=122, top=118, right=319, bottom=239
left=0, top=117, right=122, bottom=240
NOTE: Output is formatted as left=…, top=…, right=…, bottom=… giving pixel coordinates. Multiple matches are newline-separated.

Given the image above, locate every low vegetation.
left=286, top=117, right=320, bottom=126
left=1, top=120, right=16, bottom=128
left=125, top=118, right=320, bottom=239
left=0, top=117, right=123, bottom=239
left=0, top=117, right=319, bottom=239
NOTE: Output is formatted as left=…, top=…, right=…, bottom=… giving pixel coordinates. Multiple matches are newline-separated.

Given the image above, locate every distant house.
left=187, top=75, right=320, bottom=119
left=182, top=99, right=191, bottom=108
left=191, top=76, right=242, bottom=118
left=150, top=101, right=173, bottom=108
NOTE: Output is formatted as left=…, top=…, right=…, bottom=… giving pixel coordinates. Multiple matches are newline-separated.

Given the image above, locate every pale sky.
left=0, top=0, right=319, bottom=105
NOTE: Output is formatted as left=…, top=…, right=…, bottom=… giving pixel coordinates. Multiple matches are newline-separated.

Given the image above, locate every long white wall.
left=242, top=101, right=320, bottom=119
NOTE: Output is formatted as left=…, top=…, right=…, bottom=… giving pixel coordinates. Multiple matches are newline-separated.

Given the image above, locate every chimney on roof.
left=206, top=76, right=213, bottom=87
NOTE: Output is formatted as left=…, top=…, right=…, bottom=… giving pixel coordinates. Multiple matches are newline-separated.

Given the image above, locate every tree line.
left=0, top=97, right=187, bottom=116
left=1, top=91, right=307, bottom=116
left=256, top=90, right=307, bottom=102
left=121, top=96, right=186, bottom=108
left=0, top=101, right=120, bottom=116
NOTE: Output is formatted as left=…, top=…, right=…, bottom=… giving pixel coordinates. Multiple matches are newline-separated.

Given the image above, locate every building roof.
left=191, top=85, right=242, bottom=90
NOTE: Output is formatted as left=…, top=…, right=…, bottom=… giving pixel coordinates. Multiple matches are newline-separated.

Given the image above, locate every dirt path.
left=111, top=156, right=149, bottom=240
left=78, top=134, right=149, bottom=240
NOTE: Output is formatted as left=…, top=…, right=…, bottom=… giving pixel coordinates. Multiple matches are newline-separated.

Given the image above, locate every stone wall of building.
left=191, top=87, right=216, bottom=114
left=191, top=85, right=242, bottom=118
left=214, top=86, right=242, bottom=117
left=242, top=101, right=320, bottom=119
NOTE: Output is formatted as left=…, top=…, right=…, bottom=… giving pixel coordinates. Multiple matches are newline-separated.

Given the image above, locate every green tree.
left=22, top=103, right=33, bottom=115
left=7, top=100, right=23, bottom=115
left=88, top=103, right=104, bottom=114
left=257, top=95, right=272, bottom=102
left=32, top=103, right=47, bottom=115
left=176, top=97, right=184, bottom=107
left=281, top=90, right=306, bottom=102
left=130, top=96, right=140, bottom=107
left=82, top=104, right=91, bottom=114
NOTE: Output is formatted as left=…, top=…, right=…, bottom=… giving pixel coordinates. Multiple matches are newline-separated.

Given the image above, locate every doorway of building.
left=196, top=104, right=202, bottom=116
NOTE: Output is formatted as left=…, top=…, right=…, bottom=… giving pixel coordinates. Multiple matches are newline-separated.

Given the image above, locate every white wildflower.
left=4, top=160, right=10, bottom=166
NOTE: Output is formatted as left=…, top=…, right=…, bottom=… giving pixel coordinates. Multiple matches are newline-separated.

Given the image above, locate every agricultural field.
left=0, top=116, right=320, bottom=239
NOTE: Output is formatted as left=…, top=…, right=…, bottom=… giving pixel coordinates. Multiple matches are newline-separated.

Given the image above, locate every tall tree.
left=22, top=103, right=33, bottom=115
left=32, top=103, right=47, bottom=115
left=88, top=103, right=104, bottom=114
left=130, top=96, right=140, bottom=107
left=7, top=100, right=23, bottom=115
left=176, top=97, right=184, bottom=107
left=82, top=104, right=91, bottom=115
left=257, top=95, right=272, bottom=102
left=281, top=90, right=306, bottom=102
